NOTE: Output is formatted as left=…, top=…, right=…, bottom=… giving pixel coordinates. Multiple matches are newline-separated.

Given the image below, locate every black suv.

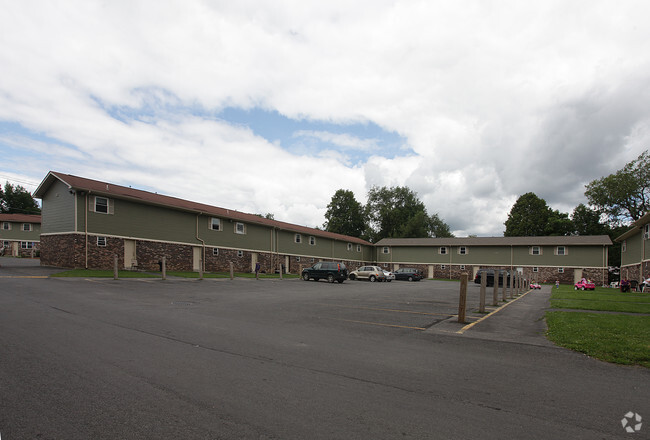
left=393, top=268, right=424, bottom=281
left=302, top=262, right=348, bottom=283
left=474, top=269, right=511, bottom=287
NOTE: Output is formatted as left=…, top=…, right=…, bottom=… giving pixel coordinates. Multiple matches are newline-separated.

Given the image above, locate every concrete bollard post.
left=199, top=259, right=203, bottom=280
left=113, top=255, right=119, bottom=280
left=458, top=273, right=468, bottom=323
left=279, top=264, right=283, bottom=280
left=162, top=256, right=166, bottom=280
left=479, top=270, right=487, bottom=313
left=501, top=271, right=507, bottom=301
left=509, top=271, right=514, bottom=299
left=492, top=271, right=499, bottom=307
left=229, top=261, right=234, bottom=280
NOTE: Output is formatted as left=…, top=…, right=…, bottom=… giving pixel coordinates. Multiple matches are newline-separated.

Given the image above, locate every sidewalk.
left=428, top=286, right=557, bottom=347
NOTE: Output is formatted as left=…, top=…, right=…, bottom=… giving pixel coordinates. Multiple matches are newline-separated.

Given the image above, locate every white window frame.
left=22, top=223, right=32, bottom=231
left=97, top=236, right=107, bottom=247
left=460, top=265, right=466, bottom=270
left=382, top=246, right=390, bottom=254
left=458, top=246, right=468, bottom=255
left=439, top=247, right=447, bottom=255
left=94, top=196, right=110, bottom=214
left=441, top=264, right=446, bottom=269
left=556, top=246, right=567, bottom=256
left=310, top=258, right=314, bottom=263
left=20, top=241, right=33, bottom=249
left=295, top=234, right=301, bottom=243
left=237, top=250, right=244, bottom=257
left=533, top=267, right=539, bottom=273
left=530, top=246, right=541, bottom=256
left=309, top=236, right=316, bottom=246
left=347, top=243, right=353, bottom=251
left=356, top=244, right=361, bottom=252
left=296, top=256, right=301, bottom=262
left=235, top=222, right=246, bottom=235
left=210, top=217, right=221, bottom=231
left=622, top=240, right=627, bottom=252
left=1, top=222, right=10, bottom=230
left=645, top=224, right=650, bottom=239
left=558, top=267, right=564, bottom=273
left=213, top=248, right=219, bottom=256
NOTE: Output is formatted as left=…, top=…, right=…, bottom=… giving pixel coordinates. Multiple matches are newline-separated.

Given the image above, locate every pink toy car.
left=530, top=282, right=541, bottom=289
left=574, top=280, right=595, bottom=291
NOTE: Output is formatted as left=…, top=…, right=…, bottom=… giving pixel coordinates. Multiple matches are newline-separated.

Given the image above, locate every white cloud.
left=1, top=0, right=650, bottom=235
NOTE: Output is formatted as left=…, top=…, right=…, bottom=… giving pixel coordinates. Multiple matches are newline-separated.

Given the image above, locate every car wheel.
left=327, top=274, right=335, bottom=283
left=408, top=276, right=413, bottom=282
left=574, top=286, right=578, bottom=290
left=337, top=279, right=344, bottom=284
left=580, top=287, right=585, bottom=290
left=349, top=274, right=356, bottom=281
left=387, top=280, right=392, bottom=282
left=302, top=273, right=309, bottom=281
left=369, top=275, right=376, bottom=282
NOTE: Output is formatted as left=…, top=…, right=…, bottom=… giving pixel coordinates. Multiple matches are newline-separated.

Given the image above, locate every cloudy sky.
left=1, top=1, right=649, bottom=236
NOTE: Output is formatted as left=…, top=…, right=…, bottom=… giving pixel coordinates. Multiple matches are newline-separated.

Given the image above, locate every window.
left=310, top=258, right=314, bottom=263
left=531, top=246, right=541, bottom=255
left=622, top=240, right=627, bottom=252
left=296, top=256, right=301, bottom=262
left=212, top=248, right=219, bottom=256
left=347, top=243, right=353, bottom=251
left=645, top=224, right=650, bottom=239
left=95, top=196, right=109, bottom=214
left=309, top=236, right=316, bottom=246
left=97, top=236, right=107, bottom=246
left=2, top=241, right=9, bottom=248
left=439, top=247, right=447, bottom=255
left=21, top=241, right=33, bottom=249
left=235, top=223, right=246, bottom=234
left=556, top=246, right=566, bottom=256
left=22, top=223, right=32, bottom=231
left=237, top=250, right=244, bottom=257
left=460, top=265, right=466, bottom=270
left=210, top=218, right=221, bottom=231
left=295, top=234, right=301, bottom=243
left=382, top=247, right=390, bottom=254
left=458, top=246, right=468, bottom=255
left=533, top=267, right=538, bottom=273
left=356, top=244, right=361, bottom=252
left=1, top=222, right=9, bottom=230
left=441, top=265, right=446, bottom=269
left=558, top=267, right=564, bottom=273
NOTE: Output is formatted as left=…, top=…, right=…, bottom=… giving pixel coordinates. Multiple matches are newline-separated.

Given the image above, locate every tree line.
left=0, top=182, right=41, bottom=214
left=324, top=186, right=453, bottom=243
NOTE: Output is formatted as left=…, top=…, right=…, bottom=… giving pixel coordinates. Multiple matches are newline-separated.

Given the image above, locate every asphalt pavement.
left=0, top=258, right=648, bottom=439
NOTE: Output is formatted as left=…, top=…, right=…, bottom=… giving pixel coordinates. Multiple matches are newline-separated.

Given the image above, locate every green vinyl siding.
left=202, top=218, right=273, bottom=251
left=41, top=180, right=76, bottom=233
left=0, top=222, right=41, bottom=241
left=621, top=232, right=643, bottom=267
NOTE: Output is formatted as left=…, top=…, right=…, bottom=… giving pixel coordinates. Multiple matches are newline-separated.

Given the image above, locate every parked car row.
left=301, top=263, right=424, bottom=283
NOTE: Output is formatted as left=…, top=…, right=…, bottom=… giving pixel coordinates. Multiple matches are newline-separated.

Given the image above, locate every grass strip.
left=546, top=311, right=650, bottom=368
left=51, top=269, right=159, bottom=278
left=550, top=285, right=650, bottom=313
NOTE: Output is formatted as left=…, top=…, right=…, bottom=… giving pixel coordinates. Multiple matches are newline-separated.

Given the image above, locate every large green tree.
left=365, top=185, right=453, bottom=242
left=0, top=182, right=40, bottom=214
left=504, top=192, right=571, bottom=236
left=571, top=203, right=608, bottom=236
left=323, top=189, right=367, bottom=238
left=585, top=150, right=650, bottom=226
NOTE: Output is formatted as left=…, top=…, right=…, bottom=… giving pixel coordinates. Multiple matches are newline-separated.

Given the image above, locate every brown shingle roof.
left=375, top=236, right=612, bottom=246
left=35, top=172, right=371, bottom=245
left=0, top=213, right=41, bottom=223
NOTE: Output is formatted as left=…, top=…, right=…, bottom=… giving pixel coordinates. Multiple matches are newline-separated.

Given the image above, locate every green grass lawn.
left=546, top=284, right=650, bottom=368
left=51, top=269, right=160, bottom=278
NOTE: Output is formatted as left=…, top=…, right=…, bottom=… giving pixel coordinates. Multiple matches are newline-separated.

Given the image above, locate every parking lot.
left=1, top=258, right=648, bottom=439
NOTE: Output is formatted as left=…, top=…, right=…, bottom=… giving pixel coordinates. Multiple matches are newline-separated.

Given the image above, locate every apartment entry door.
left=124, top=240, right=136, bottom=269
left=193, top=246, right=202, bottom=272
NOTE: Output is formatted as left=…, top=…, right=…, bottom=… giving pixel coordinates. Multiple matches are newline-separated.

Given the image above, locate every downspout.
left=196, top=213, right=205, bottom=272
left=85, top=191, right=89, bottom=269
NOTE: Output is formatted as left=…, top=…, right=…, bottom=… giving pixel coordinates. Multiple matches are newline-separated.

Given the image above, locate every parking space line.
left=326, top=318, right=427, bottom=330
left=456, top=289, right=534, bottom=334
left=317, top=303, right=453, bottom=317
left=0, top=276, right=49, bottom=279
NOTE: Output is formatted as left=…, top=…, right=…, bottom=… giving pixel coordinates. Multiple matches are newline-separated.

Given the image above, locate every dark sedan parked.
left=393, top=268, right=424, bottom=281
